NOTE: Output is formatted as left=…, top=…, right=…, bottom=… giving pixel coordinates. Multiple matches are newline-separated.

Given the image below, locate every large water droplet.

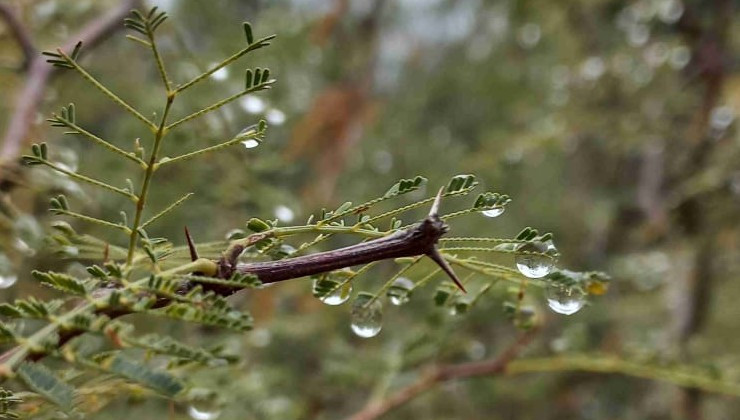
left=350, top=293, right=383, bottom=338
left=481, top=207, right=505, bottom=218
left=387, top=277, right=414, bottom=306
left=546, top=283, right=586, bottom=315
left=515, top=241, right=555, bottom=278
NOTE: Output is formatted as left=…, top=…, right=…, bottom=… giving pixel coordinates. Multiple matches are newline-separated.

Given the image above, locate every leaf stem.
left=173, top=35, right=276, bottom=94
left=126, top=95, right=174, bottom=266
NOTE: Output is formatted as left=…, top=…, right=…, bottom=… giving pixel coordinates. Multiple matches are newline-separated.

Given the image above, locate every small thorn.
left=427, top=247, right=466, bottom=293
left=429, top=187, right=444, bottom=218
left=184, top=226, right=199, bottom=262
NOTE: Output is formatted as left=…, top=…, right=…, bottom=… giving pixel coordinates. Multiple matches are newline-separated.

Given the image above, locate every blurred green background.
left=1, top=0, right=739, bottom=418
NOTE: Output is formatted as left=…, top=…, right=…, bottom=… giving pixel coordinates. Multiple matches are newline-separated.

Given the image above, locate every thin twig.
left=346, top=330, right=537, bottom=420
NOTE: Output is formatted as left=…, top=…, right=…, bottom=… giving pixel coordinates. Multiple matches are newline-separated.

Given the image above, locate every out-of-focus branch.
left=0, top=0, right=140, bottom=180
left=0, top=3, right=36, bottom=70
left=346, top=330, right=537, bottom=420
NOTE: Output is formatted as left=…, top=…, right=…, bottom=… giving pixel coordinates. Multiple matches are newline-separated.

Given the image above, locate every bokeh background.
left=1, top=0, right=739, bottom=418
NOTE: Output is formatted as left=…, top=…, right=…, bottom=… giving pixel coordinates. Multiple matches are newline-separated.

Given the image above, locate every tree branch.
left=0, top=0, right=140, bottom=180
left=0, top=3, right=36, bottom=70
left=346, top=330, right=537, bottom=420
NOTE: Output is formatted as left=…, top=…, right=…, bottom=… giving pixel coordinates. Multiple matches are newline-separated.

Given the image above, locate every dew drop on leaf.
left=515, top=241, right=555, bottom=278
left=313, top=277, right=352, bottom=306
left=387, top=277, right=413, bottom=306
left=351, top=293, right=383, bottom=338
left=545, top=283, right=586, bottom=315
left=242, top=139, right=260, bottom=149
left=481, top=207, right=504, bottom=218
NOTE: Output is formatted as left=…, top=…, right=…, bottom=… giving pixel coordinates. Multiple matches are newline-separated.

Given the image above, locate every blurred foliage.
left=0, top=0, right=739, bottom=419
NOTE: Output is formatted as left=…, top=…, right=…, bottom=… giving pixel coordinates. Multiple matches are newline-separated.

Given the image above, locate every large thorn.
left=428, top=187, right=444, bottom=218
left=427, top=247, right=466, bottom=293
left=184, top=226, right=199, bottom=262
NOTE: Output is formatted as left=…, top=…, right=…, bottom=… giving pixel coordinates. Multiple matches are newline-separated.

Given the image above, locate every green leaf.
left=32, top=271, right=90, bottom=296
left=243, top=22, right=254, bottom=44
left=472, top=192, right=511, bottom=210
left=96, top=353, right=183, bottom=397
left=17, top=362, right=74, bottom=409
left=0, top=298, right=63, bottom=319
left=155, top=304, right=253, bottom=331
left=70, top=41, right=82, bottom=61
left=246, top=217, right=271, bottom=232
left=383, top=176, right=427, bottom=198
left=446, top=174, right=478, bottom=193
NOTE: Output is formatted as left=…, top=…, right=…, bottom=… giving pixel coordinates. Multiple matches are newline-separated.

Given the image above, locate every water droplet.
left=313, top=277, right=351, bottom=305
left=350, top=293, right=383, bottom=338
left=210, top=66, right=229, bottom=82
left=387, top=277, right=414, bottom=306
left=546, top=283, right=586, bottom=315
left=265, top=109, right=286, bottom=125
left=481, top=207, right=505, bottom=218
left=274, top=205, right=294, bottom=223
left=0, top=275, right=17, bottom=289
left=515, top=241, right=555, bottom=278
left=187, top=389, right=221, bottom=420
left=240, top=95, right=266, bottom=114
left=242, top=139, right=260, bottom=149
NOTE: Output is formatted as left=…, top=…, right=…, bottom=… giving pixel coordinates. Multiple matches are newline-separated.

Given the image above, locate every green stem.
left=166, top=82, right=274, bottom=130
left=173, top=35, right=276, bottom=94
left=63, top=120, right=146, bottom=167
left=155, top=130, right=261, bottom=168
left=148, top=32, right=171, bottom=91
left=54, top=210, right=131, bottom=234
left=126, top=96, right=174, bottom=266
left=39, top=160, right=137, bottom=201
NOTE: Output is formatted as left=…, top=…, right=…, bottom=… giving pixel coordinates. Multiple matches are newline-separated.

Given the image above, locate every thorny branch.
left=0, top=189, right=466, bottom=370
